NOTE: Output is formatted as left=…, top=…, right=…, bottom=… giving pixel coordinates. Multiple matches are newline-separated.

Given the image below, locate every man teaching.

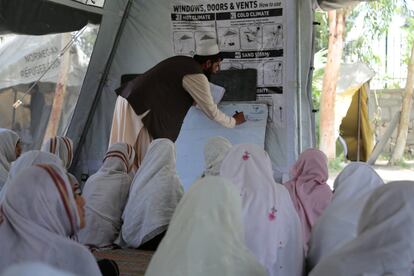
left=109, top=42, right=246, bottom=169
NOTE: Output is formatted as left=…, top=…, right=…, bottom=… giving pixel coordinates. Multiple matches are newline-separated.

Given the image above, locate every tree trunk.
left=43, top=33, right=71, bottom=143
left=389, top=41, right=414, bottom=165
left=319, top=9, right=345, bottom=159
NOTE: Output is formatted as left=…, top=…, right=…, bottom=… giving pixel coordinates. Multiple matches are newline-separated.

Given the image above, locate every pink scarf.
left=284, top=149, right=332, bottom=253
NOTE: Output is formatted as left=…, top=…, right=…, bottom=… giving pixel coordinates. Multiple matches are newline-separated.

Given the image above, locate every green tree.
left=315, top=0, right=400, bottom=159
left=319, top=9, right=346, bottom=160
left=390, top=14, right=414, bottom=164
left=76, top=24, right=99, bottom=57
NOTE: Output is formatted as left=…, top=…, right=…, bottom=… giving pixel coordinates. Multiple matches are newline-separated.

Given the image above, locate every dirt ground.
left=327, top=160, right=414, bottom=188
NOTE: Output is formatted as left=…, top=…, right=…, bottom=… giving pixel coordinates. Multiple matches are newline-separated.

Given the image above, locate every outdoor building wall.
left=369, top=88, right=414, bottom=156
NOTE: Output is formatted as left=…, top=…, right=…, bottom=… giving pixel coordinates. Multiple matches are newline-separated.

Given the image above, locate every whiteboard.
left=176, top=103, right=268, bottom=190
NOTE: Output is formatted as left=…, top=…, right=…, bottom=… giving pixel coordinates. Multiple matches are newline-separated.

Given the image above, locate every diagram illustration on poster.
left=263, top=24, right=283, bottom=49
left=221, top=61, right=243, bottom=70
left=264, top=61, right=283, bottom=86
left=173, top=32, right=195, bottom=55
left=170, top=0, right=286, bottom=126
left=218, top=28, right=240, bottom=50
left=240, top=25, right=262, bottom=50
left=195, top=32, right=216, bottom=49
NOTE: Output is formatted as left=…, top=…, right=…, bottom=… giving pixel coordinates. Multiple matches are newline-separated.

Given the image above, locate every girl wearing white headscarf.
left=307, top=162, right=384, bottom=270
left=1, top=263, right=75, bottom=276
left=145, top=176, right=267, bottom=276
left=202, top=136, right=232, bottom=177
left=120, top=139, right=184, bottom=249
left=220, top=144, right=304, bottom=276
left=41, top=136, right=80, bottom=190
left=41, top=136, right=73, bottom=169
left=310, top=181, right=414, bottom=276
left=0, top=164, right=101, bottom=276
left=78, top=143, right=135, bottom=247
left=0, top=150, right=64, bottom=202
left=0, top=129, right=21, bottom=189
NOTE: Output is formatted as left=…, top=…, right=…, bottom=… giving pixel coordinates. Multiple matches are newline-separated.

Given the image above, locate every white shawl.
left=41, top=136, right=73, bottom=169
left=310, top=181, right=414, bottom=276
left=145, top=176, right=267, bottom=276
left=0, top=150, right=64, bottom=202
left=0, top=165, right=101, bottom=276
left=1, top=262, right=75, bottom=276
left=202, top=136, right=232, bottom=177
left=220, top=144, right=304, bottom=276
left=0, top=129, right=20, bottom=189
left=78, top=143, right=135, bottom=247
left=120, top=139, right=184, bottom=247
left=308, top=162, right=384, bottom=270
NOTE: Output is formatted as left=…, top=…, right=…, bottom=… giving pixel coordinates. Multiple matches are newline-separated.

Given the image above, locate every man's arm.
left=183, top=74, right=244, bottom=127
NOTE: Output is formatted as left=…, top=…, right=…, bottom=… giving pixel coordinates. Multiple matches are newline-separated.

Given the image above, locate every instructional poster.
left=171, top=0, right=284, bottom=91
left=171, top=0, right=286, bottom=126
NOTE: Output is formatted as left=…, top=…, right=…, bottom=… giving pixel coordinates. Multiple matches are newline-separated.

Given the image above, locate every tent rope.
left=12, top=26, right=87, bottom=109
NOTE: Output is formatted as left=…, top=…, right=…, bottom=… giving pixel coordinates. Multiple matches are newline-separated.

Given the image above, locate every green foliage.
left=388, top=80, right=403, bottom=89
left=344, top=1, right=399, bottom=66
left=344, top=36, right=381, bottom=64
left=312, top=49, right=327, bottom=110
left=392, top=158, right=412, bottom=168
left=363, top=0, right=397, bottom=38
left=401, top=17, right=414, bottom=64
left=328, top=154, right=346, bottom=173
left=314, top=12, right=329, bottom=53
left=312, top=11, right=328, bottom=112
left=312, top=0, right=413, bottom=158
left=76, top=24, right=99, bottom=57
left=313, top=0, right=409, bottom=110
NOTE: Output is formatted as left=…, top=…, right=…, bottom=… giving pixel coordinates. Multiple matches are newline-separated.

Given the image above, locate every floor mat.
left=94, top=249, right=154, bottom=276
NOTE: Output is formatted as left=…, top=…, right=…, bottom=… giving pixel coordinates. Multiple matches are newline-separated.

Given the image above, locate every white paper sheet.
left=176, top=103, right=268, bottom=190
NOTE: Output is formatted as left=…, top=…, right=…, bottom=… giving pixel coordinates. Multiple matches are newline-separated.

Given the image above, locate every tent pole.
left=70, top=0, right=133, bottom=171
left=12, top=88, right=17, bottom=129
left=357, top=88, right=362, bottom=161
left=296, top=0, right=303, bottom=155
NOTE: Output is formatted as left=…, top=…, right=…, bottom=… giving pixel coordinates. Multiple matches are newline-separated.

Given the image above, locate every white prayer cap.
left=196, top=41, right=221, bottom=56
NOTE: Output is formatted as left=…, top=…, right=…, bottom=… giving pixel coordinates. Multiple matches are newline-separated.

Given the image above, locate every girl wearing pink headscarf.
left=283, top=148, right=332, bottom=254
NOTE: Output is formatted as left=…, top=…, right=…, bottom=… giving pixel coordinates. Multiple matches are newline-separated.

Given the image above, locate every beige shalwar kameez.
left=109, top=73, right=235, bottom=170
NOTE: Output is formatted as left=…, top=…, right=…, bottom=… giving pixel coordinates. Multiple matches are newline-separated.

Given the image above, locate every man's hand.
left=233, top=111, right=246, bottom=125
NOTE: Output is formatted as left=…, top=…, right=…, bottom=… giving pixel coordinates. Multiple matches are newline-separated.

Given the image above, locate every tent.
left=0, top=33, right=87, bottom=89
left=335, top=62, right=375, bottom=161
left=339, top=83, right=374, bottom=161
left=0, top=0, right=369, bottom=183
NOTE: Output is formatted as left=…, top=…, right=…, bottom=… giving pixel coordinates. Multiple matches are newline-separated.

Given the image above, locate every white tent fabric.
left=68, top=0, right=313, bottom=182
left=0, top=0, right=370, bottom=183
left=337, top=63, right=375, bottom=95
left=67, top=0, right=129, bottom=177
left=0, top=34, right=87, bottom=90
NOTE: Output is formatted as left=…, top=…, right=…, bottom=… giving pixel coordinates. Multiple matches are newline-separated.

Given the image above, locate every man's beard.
left=203, top=68, right=213, bottom=80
